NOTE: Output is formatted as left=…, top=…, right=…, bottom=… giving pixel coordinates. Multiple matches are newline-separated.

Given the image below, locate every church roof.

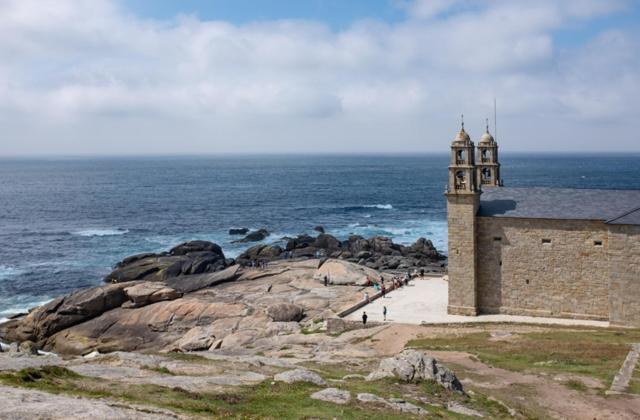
left=478, top=187, right=640, bottom=225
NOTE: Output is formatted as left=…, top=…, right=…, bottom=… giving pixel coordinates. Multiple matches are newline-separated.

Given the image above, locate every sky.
left=1, top=0, right=639, bottom=155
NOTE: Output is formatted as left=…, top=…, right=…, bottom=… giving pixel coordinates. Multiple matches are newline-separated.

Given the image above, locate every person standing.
left=364, top=291, right=369, bottom=303
left=324, top=275, right=328, bottom=287
left=362, top=311, right=368, bottom=325
left=381, top=283, right=386, bottom=297
left=383, top=306, right=387, bottom=321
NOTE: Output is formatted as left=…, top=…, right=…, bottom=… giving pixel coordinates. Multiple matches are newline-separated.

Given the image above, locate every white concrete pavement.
left=347, top=276, right=610, bottom=327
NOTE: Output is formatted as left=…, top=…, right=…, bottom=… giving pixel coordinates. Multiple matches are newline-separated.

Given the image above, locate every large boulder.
left=237, top=244, right=283, bottom=263
left=266, top=303, right=305, bottom=322
left=313, top=234, right=341, bottom=251
left=314, top=259, right=379, bottom=286
left=105, top=241, right=227, bottom=283
left=366, top=349, right=464, bottom=393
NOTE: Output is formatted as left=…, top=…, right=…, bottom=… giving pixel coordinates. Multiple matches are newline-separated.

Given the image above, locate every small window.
left=493, top=237, right=502, bottom=242
left=594, top=240, right=603, bottom=246
left=542, top=239, right=551, bottom=245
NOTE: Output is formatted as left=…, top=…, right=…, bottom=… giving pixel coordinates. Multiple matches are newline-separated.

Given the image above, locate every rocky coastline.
left=0, top=232, right=445, bottom=356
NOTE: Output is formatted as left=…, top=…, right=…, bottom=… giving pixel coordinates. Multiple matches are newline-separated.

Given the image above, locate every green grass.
left=564, top=379, right=588, bottom=392
left=408, top=326, right=640, bottom=383
left=0, top=364, right=517, bottom=418
left=141, top=365, right=175, bottom=375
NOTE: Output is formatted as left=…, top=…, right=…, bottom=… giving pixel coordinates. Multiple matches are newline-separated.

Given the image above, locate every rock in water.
left=310, top=388, right=351, bottom=405
left=229, top=228, right=249, bottom=235
left=266, top=303, right=305, bottom=322
left=366, top=349, right=464, bottom=393
left=313, top=226, right=325, bottom=234
left=274, top=369, right=327, bottom=386
left=232, top=229, right=270, bottom=243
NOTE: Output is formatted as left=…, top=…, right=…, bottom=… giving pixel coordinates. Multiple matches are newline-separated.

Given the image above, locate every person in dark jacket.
left=362, top=311, right=368, bottom=325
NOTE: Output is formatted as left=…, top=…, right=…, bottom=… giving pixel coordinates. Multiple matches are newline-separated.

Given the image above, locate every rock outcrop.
left=238, top=233, right=445, bottom=273
left=229, top=228, right=249, bottom=235
left=274, top=369, right=327, bottom=386
left=104, top=240, right=229, bottom=283
left=366, top=349, right=464, bottom=393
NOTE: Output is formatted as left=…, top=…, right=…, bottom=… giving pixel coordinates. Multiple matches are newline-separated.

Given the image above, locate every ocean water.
left=1, top=153, right=640, bottom=319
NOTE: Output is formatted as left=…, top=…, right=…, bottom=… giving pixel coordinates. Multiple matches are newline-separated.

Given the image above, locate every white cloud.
left=0, top=0, right=638, bottom=154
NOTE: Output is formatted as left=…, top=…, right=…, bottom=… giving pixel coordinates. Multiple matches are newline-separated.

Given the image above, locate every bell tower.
left=476, top=119, right=502, bottom=188
left=445, top=115, right=480, bottom=316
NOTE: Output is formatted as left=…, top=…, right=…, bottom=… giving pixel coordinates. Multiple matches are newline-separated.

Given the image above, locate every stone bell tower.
left=445, top=116, right=480, bottom=316
left=476, top=119, right=502, bottom=188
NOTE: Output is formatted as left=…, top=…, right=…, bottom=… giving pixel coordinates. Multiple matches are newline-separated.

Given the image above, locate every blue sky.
left=123, top=0, right=406, bottom=28
left=0, top=0, right=639, bottom=155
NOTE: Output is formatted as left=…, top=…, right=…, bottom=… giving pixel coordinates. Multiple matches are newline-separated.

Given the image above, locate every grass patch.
left=142, top=365, right=175, bottom=376
left=564, top=379, right=588, bottom=392
left=408, top=326, right=640, bottom=383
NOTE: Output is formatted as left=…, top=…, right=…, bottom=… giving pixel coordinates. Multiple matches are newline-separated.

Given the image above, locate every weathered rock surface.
left=366, top=349, right=464, bottom=393
left=1, top=282, right=132, bottom=346
left=0, top=384, right=179, bottom=419
left=314, top=259, right=379, bottom=286
left=124, top=283, right=182, bottom=308
left=104, top=240, right=228, bottom=283
left=274, top=369, right=327, bottom=386
left=356, top=393, right=428, bottom=414
left=310, top=388, right=351, bottom=405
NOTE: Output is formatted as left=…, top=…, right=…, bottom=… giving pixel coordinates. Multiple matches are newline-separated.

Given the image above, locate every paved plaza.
left=347, top=277, right=610, bottom=327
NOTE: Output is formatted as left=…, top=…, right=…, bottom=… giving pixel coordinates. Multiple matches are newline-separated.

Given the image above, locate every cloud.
left=0, top=0, right=638, bottom=154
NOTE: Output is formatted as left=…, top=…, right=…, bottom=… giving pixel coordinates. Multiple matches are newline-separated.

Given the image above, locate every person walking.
left=364, top=291, right=369, bottom=303
left=324, top=275, right=328, bottom=287
left=362, top=311, right=368, bottom=325
left=381, top=283, right=386, bottom=297
left=383, top=306, right=387, bottom=321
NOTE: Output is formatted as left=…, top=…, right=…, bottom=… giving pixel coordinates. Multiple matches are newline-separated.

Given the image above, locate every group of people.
left=360, top=271, right=422, bottom=324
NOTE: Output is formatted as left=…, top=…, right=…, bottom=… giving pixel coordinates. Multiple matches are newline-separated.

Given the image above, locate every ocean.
left=1, top=153, right=640, bottom=320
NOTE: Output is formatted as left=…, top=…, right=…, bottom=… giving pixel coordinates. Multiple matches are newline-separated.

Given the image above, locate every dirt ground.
left=364, top=323, right=640, bottom=419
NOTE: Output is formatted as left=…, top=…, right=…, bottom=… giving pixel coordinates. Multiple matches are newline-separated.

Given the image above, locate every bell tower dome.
left=476, top=119, right=502, bottom=188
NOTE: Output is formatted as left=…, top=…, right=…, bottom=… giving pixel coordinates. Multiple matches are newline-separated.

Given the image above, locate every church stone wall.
left=476, top=217, right=610, bottom=320
left=608, top=224, right=640, bottom=327
left=446, top=194, right=479, bottom=315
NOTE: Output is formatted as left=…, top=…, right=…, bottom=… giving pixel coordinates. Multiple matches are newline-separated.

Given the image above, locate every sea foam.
left=74, top=228, right=129, bottom=237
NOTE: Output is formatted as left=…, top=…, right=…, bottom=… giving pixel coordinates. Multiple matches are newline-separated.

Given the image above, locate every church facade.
left=445, top=122, right=640, bottom=326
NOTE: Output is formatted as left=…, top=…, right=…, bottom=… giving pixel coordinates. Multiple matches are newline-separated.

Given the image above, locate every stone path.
left=347, top=277, right=610, bottom=327
left=609, top=343, right=640, bottom=394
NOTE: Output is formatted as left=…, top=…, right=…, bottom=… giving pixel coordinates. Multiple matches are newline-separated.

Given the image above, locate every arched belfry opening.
left=476, top=119, right=502, bottom=188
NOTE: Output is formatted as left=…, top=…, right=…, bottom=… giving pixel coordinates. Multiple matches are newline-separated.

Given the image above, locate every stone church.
left=445, top=121, right=640, bottom=326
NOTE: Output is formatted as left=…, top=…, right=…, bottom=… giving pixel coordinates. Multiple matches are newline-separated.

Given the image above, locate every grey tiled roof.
left=478, top=187, right=640, bottom=225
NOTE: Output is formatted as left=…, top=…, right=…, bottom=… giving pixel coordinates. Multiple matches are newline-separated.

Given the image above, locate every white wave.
left=74, top=228, right=129, bottom=237
left=363, top=204, right=393, bottom=210
left=0, top=265, right=24, bottom=280
left=0, top=297, right=52, bottom=318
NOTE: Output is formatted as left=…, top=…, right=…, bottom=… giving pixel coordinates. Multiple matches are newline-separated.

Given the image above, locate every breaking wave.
left=74, top=228, right=129, bottom=237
